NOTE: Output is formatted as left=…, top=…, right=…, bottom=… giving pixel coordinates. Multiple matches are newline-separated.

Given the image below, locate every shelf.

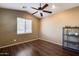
left=64, top=40, right=79, bottom=44
left=63, top=46, right=79, bottom=52
left=64, top=34, right=79, bottom=37
left=63, top=26, right=79, bottom=51
left=63, top=26, right=79, bottom=29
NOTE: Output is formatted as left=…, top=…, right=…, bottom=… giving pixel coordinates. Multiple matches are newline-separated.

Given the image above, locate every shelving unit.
left=62, top=26, right=79, bottom=52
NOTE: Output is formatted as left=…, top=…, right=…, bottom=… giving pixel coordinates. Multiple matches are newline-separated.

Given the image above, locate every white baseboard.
left=39, top=38, right=62, bottom=46
left=0, top=39, right=38, bottom=49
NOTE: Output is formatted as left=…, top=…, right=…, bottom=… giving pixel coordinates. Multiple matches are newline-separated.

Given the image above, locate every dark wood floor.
left=0, top=40, right=79, bottom=56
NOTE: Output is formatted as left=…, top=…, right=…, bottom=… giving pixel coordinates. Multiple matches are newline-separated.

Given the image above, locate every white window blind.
left=25, top=20, right=32, bottom=33
left=17, top=17, right=32, bottom=34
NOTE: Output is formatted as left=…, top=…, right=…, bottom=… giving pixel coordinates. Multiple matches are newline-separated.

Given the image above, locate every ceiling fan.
left=31, top=3, right=52, bottom=17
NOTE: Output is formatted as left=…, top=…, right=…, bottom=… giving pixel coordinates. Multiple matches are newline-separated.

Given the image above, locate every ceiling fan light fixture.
left=39, top=10, right=42, bottom=13
left=52, top=5, right=56, bottom=9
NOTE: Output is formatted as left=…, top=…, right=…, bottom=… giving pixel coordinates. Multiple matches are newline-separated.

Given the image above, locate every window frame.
left=17, top=17, right=32, bottom=35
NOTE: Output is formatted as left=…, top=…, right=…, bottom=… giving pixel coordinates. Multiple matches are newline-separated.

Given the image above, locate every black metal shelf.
left=62, top=26, right=79, bottom=52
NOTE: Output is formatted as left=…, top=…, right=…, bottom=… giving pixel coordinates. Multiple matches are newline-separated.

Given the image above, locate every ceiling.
left=0, top=3, right=79, bottom=18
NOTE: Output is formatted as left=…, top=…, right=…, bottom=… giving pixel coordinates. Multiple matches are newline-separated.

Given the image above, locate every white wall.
left=40, top=6, right=79, bottom=45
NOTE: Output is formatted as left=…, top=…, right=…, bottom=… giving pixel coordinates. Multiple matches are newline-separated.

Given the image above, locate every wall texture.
left=0, top=8, right=40, bottom=47
left=40, top=6, right=79, bottom=45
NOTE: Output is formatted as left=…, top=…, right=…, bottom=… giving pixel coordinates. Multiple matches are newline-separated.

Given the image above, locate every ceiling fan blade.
left=41, top=4, right=48, bottom=10
left=43, top=10, right=52, bottom=13
left=40, top=13, right=43, bottom=17
left=32, top=11, right=38, bottom=15
left=31, top=7, right=38, bottom=10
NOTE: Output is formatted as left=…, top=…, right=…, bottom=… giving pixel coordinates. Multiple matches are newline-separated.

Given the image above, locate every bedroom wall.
left=40, top=6, right=79, bottom=45
left=0, top=8, right=40, bottom=47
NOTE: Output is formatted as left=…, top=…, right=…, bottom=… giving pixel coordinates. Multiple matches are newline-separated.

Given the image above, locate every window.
left=17, top=17, right=32, bottom=34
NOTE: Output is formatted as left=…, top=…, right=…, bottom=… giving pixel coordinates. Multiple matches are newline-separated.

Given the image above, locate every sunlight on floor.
left=16, top=46, right=33, bottom=56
